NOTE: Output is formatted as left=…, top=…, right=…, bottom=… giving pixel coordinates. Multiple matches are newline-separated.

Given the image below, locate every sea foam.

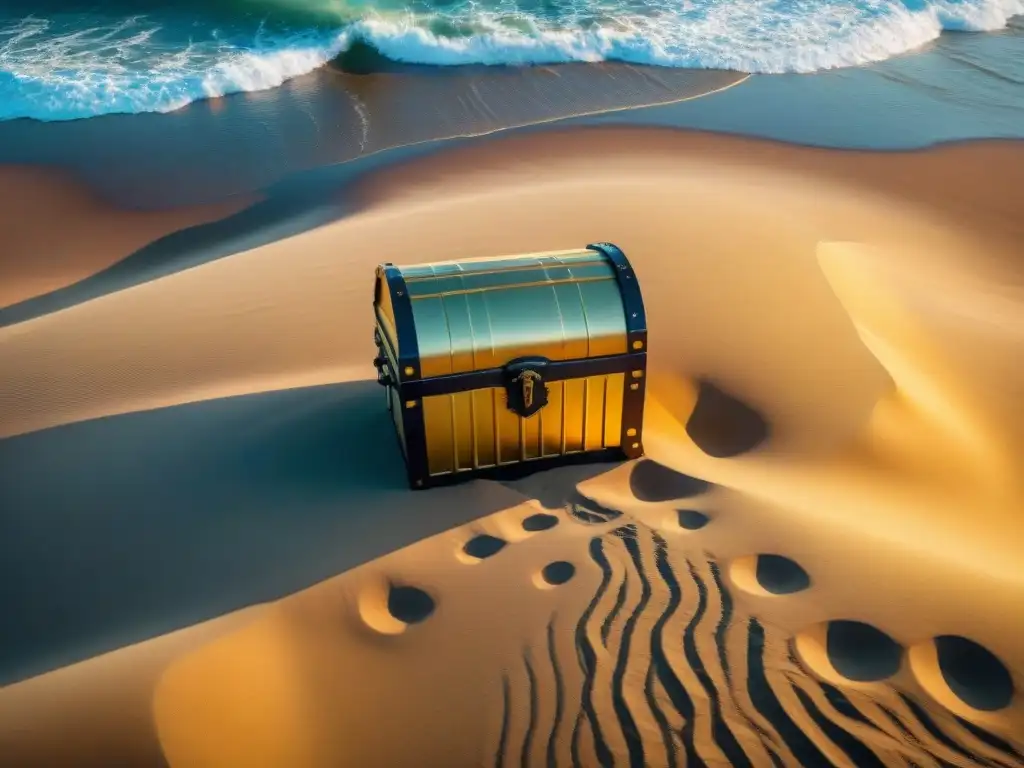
left=0, top=0, right=1021, bottom=121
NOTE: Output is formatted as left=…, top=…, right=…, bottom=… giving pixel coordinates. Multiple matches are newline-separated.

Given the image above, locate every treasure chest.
left=372, top=242, right=647, bottom=489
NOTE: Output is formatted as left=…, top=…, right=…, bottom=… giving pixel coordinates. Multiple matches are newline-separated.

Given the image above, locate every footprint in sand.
left=537, top=561, right=576, bottom=587
left=729, top=553, right=811, bottom=597
left=521, top=512, right=560, bottom=532
left=461, top=534, right=508, bottom=561
left=910, top=634, right=1015, bottom=715
left=387, top=585, right=436, bottom=624
left=686, top=378, right=770, bottom=458
left=676, top=509, right=711, bottom=530
left=459, top=514, right=562, bottom=567
left=629, top=458, right=711, bottom=502
left=359, top=582, right=437, bottom=634
left=796, top=619, right=903, bottom=685
left=754, top=554, right=810, bottom=594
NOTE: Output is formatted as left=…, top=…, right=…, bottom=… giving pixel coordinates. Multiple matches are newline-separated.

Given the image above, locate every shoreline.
left=2, top=13, right=1022, bottom=127
left=0, top=63, right=747, bottom=210
left=0, top=19, right=1021, bottom=214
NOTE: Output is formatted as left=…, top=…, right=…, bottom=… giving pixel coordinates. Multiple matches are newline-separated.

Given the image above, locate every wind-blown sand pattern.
left=1, top=127, right=1022, bottom=767
left=492, top=503, right=1024, bottom=768
left=138, top=488, right=1024, bottom=768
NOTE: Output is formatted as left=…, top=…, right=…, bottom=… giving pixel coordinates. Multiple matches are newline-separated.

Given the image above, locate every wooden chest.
left=372, top=242, right=647, bottom=489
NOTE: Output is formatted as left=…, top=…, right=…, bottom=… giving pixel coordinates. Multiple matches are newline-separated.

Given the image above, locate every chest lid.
left=374, top=244, right=646, bottom=379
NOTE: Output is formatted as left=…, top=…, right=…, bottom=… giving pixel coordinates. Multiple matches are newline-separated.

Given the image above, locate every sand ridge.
left=0, top=165, right=254, bottom=310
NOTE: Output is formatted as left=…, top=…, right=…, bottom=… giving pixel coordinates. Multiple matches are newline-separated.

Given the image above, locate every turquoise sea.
left=1, top=0, right=1022, bottom=121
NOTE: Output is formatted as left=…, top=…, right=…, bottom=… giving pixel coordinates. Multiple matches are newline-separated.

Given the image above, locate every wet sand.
left=0, top=63, right=746, bottom=210
left=0, top=124, right=1022, bottom=767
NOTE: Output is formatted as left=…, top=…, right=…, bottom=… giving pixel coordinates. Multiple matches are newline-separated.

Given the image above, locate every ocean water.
left=0, top=0, right=1021, bottom=121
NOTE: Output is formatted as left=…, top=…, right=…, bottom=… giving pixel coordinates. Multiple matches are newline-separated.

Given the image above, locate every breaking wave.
left=0, top=0, right=1022, bottom=121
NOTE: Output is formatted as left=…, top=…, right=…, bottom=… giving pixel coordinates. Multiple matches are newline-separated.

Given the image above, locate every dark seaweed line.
left=682, top=559, right=755, bottom=768
left=613, top=529, right=655, bottom=768
left=573, top=536, right=616, bottom=768
left=522, top=648, right=539, bottom=768
left=545, top=619, right=566, bottom=768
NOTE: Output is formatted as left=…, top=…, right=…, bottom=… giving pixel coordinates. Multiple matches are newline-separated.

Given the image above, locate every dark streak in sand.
left=544, top=619, right=565, bottom=768
left=789, top=681, right=886, bottom=768
left=495, top=674, right=511, bottom=768
left=490, top=517, right=1022, bottom=767
left=521, top=647, right=539, bottom=768
left=613, top=529, right=651, bottom=768
left=682, top=559, right=753, bottom=768
left=574, top=537, right=616, bottom=768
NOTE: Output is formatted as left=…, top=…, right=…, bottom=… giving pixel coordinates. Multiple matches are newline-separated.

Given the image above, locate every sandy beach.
left=1, top=111, right=1022, bottom=768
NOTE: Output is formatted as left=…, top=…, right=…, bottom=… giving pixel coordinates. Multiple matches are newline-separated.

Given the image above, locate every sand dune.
left=1, top=127, right=1022, bottom=766
left=0, top=165, right=252, bottom=310
left=7, top=129, right=1021, bottom=442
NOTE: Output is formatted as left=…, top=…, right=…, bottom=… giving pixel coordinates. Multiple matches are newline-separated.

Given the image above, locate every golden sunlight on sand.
left=0, top=128, right=1021, bottom=767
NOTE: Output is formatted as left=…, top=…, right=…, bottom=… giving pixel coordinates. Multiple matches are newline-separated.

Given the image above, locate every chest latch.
left=503, top=357, right=551, bottom=418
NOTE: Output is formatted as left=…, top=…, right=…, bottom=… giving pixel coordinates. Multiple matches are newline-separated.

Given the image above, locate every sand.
left=1, top=126, right=1022, bottom=767
left=0, top=166, right=253, bottom=310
